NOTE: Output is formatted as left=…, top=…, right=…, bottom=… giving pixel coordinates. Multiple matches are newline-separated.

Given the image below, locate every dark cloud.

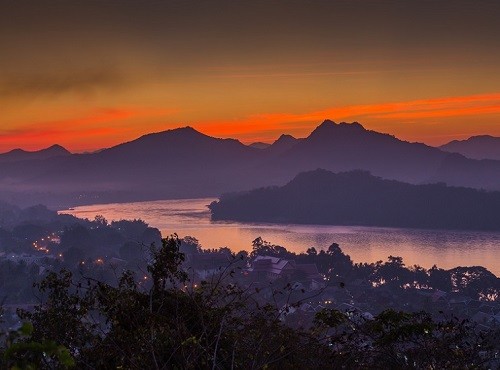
left=0, top=68, right=126, bottom=99
left=3, top=0, right=500, bottom=77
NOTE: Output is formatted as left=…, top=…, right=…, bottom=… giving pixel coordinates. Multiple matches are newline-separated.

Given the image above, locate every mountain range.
left=1, top=120, right=499, bottom=208
left=440, top=135, right=500, bottom=161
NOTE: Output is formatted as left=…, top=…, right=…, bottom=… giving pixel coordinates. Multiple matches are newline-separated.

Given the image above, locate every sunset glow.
left=2, top=0, right=500, bottom=152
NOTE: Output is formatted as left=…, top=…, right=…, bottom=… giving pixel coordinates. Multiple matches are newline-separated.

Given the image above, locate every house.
left=248, top=256, right=296, bottom=281
left=247, top=255, right=325, bottom=290
left=295, top=263, right=324, bottom=290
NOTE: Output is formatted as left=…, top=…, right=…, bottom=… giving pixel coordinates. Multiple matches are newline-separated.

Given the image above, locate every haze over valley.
left=2, top=120, right=500, bottom=209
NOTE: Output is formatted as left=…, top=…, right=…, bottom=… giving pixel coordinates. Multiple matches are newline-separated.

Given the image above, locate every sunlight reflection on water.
left=60, top=198, right=500, bottom=275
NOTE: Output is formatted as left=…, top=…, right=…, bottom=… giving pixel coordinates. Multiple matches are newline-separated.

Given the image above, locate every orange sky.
left=1, top=0, right=500, bottom=153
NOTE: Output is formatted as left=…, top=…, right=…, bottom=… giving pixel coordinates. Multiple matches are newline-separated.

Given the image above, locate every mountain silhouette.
left=440, top=135, right=500, bottom=160
left=272, top=120, right=448, bottom=182
left=248, top=134, right=300, bottom=153
left=209, top=169, right=500, bottom=231
left=0, top=144, right=70, bottom=163
left=248, top=142, right=271, bottom=149
left=260, top=120, right=500, bottom=189
left=264, top=134, right=301, bottom=155
left=1, top=121, right=500, bottom=207
left=0, top=127, right=263, bottom=206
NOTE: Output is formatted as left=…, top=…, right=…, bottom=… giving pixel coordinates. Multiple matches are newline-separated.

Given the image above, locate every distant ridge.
left=261, top=120, right=500, bottom=189
left=248, top=142, right=271, bottom=149
left=96, top=126, right=253, bottom=161
left=0, top=144, right=70, bottom=163
left=265, top=134, right=301, bottom=155
left=440, top=135, right=500, bottom=160
left=209, top=169, right=500, bottom=231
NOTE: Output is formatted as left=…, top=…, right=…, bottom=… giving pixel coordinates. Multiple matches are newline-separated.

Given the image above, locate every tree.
left=60, top=224, right=93, bottom=252
left=62, top=246, right=85, bottom=267
left=180, top=235, right=202, bottom=254
left=14, top=236, right=332, bottom=368
left=141, top=227, right=162, bottom=247
left=428, top=265, right=452, bottom=292
left=250, top=237, right=290, bottom=259
left=373, top=256, right=413, bottom=288
left=111, top=219, right=148, bottom=240
left=324, top=243, right=353, bottom=279
left=315, top=308, right=499, bottom=369
left=119, top=241, right=144, bottom=262
left=93, top=215, right=108, bottom=227
left=1, top=322, right=75, bottom=369
left=5, top=237, right=499, bottom=369
left=448, top=266, right=500, bottom=300
left=306, top=247, right=317, bottom=256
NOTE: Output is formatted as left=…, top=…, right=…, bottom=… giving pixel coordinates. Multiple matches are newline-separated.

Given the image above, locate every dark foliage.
left=1, top=237, right=498, bottom=369
left=210, top=169, right=500, bottom=231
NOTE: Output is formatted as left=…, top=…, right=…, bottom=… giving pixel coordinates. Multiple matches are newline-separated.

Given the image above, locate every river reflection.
left=60, top=198, right=500, bottom=276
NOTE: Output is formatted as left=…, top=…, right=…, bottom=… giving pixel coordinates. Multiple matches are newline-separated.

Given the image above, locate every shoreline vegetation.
left=209, top=169, right=500, bottom=231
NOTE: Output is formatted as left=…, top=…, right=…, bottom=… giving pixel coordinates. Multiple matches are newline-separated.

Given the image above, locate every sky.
left=1, top=0, right=500, bottom=153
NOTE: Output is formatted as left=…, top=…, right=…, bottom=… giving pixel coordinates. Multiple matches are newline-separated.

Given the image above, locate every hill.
left=0, top=127, right=264, bottom=207
left=440, top=135, right=500, bottom=160
left=261, top=120, right=500, bottom=189
left=209, top=169, right=500, bottom=231
left=0, top=144, right=70, bottom=163
left=264, top=134, right=301, bottom=155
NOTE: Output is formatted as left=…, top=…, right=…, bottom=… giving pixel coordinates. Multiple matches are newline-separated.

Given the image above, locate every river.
left=60, top=198, right=500, bottom=275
